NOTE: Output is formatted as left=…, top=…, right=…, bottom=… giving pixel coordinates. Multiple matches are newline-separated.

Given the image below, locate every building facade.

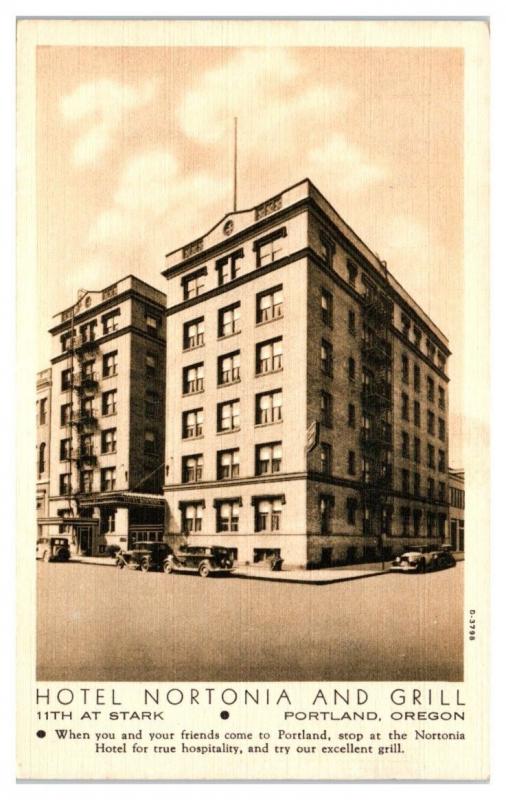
left=36, top=368, right=52, bottom=518
left=162, top=179, right=451, bottom=568
left=448, top=468, right=465, bottom=552
left=46, top=275, right=167, bottom=555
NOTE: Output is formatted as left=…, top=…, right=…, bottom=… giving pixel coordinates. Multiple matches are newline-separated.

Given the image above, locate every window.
left=80, top=321, right=97, bottom=342
left=401, top=314, right=411, bottom=337
left=401, top=431, right=410, bottom=459
left=256, top=443, right=282, bottom=475
left=39, top=398, right=47, bottom=425
left=218, top=303, right=241, bottom=337
left=59, top=473, right=71, bottom=495
left=414, top=472, right=421, bottom=497
left=61, top=332, right=73, bottom=353
left=145, top=312, right=160, bottom=336
left=413, top=327, right=421, bottom=349
left=414, top=437, right=421, bottom=463
left=401, top=393, right=409, bottom=421
left=218, top=399, right=240, bottom=432
left=414, top=400, right=421, bottom=427
left=439, top=481, right=446, bottom=502
left=257, top=286, right=283, bottom=323
left=348, top=357, right=356, bottom=382
left=60, top=438, right=71, bottom=461
left=402, top=354, right=409, bottom=384
left=348, top=403, right=356, bottom=429
left=401, top=469, right=410, bottom=494
left=362, top=458, right=371, bottom=483
left=255, top=498, right=282, bottom=532
left=414, top=364, right=420, bottom=391
left=183, top=409, right=203, bottom=439
left=82, top=360, right=95, bottom=378
left=427, top=510, right=435, bottom=536
left=103, top=351, right=118, bottom=377
left=320, top=495, right=333, bottom=533
left=101, top=509, right=116, bottom=534
left=427, top=375, right=435, bottom=401
left=427, top=443, right=435, bottom=469
left=217, top=501, right=240, bottom=532
left=218, top=351, right=241, bottom=385
left=182, top=454, right=203, bottom=483
left=401, top=507, right=410, bottom=536
left=145, top=390, right=159, bottom=419
left=348, top=450, right=356, bottom=476
left=438, top=386, right=445, bottom=410
left=321, top=340, right=333, bottom=376
left=254, top=228, right=286, bottom=267
left=145, top=353, right=157, bottom=378
left=348, top=309, right=356, bottom=335
left=80, top=470, right=93, bottom=494
left=321, top=288, right=333, bottom=325
left=183, top=269, right=206, bottom=300
left=320, top=443, right=332, bottom=475
left=61, top=369, right=72, bottom=391
left=217, top=249, right=244, bottom=285
left=103, top=310, right=119, bottom=334
left=256, top=339, right=284, bottom=376
left=80, top=434, right=93, bottom=456
left=320, top=234, right=335, bottom=268
left=255, top=390, right=282, bottom=425
left=60, top=403, right=71, bottom=426
left=427, top=477, right=435, bottom=499
left=101, top=467, right=116, bottom=491
left=183, top=363, right=204, bottom=394
left=182, top=503, right=204, bottom=533
left=144, top=430, right=156, bottom=455
left=321, top=391, right=333, bottom=427
left=101, top=428, right=117, bottom=454
left=81, top=397, right=93, bottom=419
left=438, top=417, right=446, bottom=441
left=183, top=317, right=204, bottom=350
left=427, top=339, right=436, bottom=362
left=347, top=260, right=357, bottom=288
left=38, top=442, right=46, bottom=476
left=437, top=352, right=447, bottom=372
left=346, top=497, right=358, bottom=525
left=438, top=449, right=446, bottom=473
left=102, top=389, right=117, bottom=416
left=218, top=449, right=240, bottom=480
left=427, top=410, right=435, bottom=435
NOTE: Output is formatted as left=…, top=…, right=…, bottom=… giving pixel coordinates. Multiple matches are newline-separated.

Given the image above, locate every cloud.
left=308, top=134, right=386, bottom=193
left=61, top=79, right=155, bottom=167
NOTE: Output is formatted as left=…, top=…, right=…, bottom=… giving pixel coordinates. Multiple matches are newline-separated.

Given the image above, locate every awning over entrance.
left=78, top=492, right=165, bottom=508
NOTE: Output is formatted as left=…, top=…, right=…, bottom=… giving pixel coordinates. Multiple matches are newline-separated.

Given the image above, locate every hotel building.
left=46, top=275, right=166, bottom=555
left=162, top=179, right=451, bottom=568
left=36, top=368, right=52, bottom=518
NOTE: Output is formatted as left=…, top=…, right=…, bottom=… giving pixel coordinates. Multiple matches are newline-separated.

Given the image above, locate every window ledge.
left=254, top=420, right=283, bottom=429
left=255, top=368, right=283, bottom=378
left=218, top=378, right=241, bottom=388
left=182, top=434, right=204, bottom=441
left=183, top=343, right=205, bottom=353
left=216, top=427, right=241, bottom=436
left=183, top=389, right=205, bottom=397
left=217, top=331, right=241, bottom=342
left=256, top=314, right=284, bottom=328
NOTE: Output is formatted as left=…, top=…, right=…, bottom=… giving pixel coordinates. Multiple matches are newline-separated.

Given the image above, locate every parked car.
left=116, top=541, right=172, bottom=572
left=36, top=536, right=71, bottom=563
left=391, top=546, right=456, bottom=574
left=163, top=546, right=235, bottom=578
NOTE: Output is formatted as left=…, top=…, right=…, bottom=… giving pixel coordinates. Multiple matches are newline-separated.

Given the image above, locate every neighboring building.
left=46, top=275, right=167, bottom=555
left=448, top=468, right=465, bottom=552
left=36, top=368, right=52, bottom=517
left=162, top=178, right=451, bottom=568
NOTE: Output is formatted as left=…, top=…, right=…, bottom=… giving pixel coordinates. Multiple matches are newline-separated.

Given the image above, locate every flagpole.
left=233, top=117, right=237, bottom=212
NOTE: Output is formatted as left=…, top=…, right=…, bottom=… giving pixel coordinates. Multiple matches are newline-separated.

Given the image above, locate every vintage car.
left=116, top=541, right=172, bottom=572
left=163, top=546, right=235, bottom=578
left=36, top=536, right=71, bottom=563
left=391, top=546, right=456, bottom=574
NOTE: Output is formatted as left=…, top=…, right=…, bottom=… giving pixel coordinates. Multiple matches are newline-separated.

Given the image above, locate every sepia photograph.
left=31, top=34, right=469, bottom=685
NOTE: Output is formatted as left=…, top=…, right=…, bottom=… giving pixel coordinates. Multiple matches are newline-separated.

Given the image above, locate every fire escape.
left=360, top=281, right=394, bottom=544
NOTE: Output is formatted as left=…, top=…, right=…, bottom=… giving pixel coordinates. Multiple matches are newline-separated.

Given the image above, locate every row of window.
left=60, top=386, right=161, bottom=426
left=401, top=358, right=446, bottom=408
left=182, top=390, right=282, bottom=437
left=183, top=286, right=283, bottom=351
left=183, top=338, right=282, bottom=394
left=61, top=308, right=162, bottom=353
left=181, top=498, right=284, bottom=533
left=401, top=313, right=447, bottom=372
left=400, top=470, right=447, bottom=501
left=182, top=230, right=287, bottom=301
left=401, top=394, right=446, bottom=435
left=36, top=398, right=48, bottom=425
left=181, top=443, right=282, bottom=483
left=401, top=432, right=446, bottom=467
left=59, top=428, right=158, bottom=460
left=449, top=486, right=465, bottom=509
left=59, top=467, right=117, bottom=495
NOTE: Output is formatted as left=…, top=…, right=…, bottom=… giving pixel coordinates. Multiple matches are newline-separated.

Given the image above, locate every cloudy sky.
left=37, top=45, right=464, bottom=462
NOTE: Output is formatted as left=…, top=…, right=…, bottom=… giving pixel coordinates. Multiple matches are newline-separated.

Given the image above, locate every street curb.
left=230, top=569, right=390, bottom=586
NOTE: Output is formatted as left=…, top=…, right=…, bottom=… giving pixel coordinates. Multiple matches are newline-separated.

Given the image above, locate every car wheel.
left=416, top=560, right=426, bottom=574
left=198, top=561, right=210, bottom=578
left=140, top=560, right=150, bottom=573
left=42, top=550, right=50, bottom=562
left=163, top=560, right=173, bottom=574
left=116, top=559, right=124, bottom=569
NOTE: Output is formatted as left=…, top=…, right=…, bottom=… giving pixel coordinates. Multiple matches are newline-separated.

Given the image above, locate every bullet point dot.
left=220, top=711, right=229, bottom=720
left=36, top=730, right=46, bottom=739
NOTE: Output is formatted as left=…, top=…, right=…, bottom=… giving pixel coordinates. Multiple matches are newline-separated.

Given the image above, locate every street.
left=37, top=562, right=463, bottom=682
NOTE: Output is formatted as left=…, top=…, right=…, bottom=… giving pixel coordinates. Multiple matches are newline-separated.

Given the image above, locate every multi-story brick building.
left=448, top=468, right=465, bottom=552
left=36, top=368, right=52, bottom=518
left=46, top=275, right=167, bottom=555
left=162, top=178, right=451, bottom=568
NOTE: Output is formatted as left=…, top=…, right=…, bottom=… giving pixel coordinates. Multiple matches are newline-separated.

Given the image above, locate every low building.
left=46, top=275, right=167, bottom=555
left=448, top=468, right=465, bottom=552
